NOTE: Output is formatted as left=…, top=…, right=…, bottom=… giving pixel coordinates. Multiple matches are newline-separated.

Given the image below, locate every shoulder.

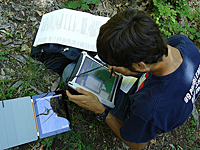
left=168, top=35, right=199, bottom=52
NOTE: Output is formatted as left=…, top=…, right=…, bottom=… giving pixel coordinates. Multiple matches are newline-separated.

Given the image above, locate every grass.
left=0, top=49, right=114, bottom=149
left=0, top=53, right=54, bottom=100
left=1, top=0, right=200, bottom=149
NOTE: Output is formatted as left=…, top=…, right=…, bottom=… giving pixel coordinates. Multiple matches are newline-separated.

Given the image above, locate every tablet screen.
left=75, top=57, right=118, bottom=101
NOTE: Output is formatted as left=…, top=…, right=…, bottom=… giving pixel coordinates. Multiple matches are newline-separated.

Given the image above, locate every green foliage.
left=0, top=55, right=54, bottom=100
left=152, top=0, right=200, bottom=41
left=190, top=136, right=196, bottom=141
left=186, top=128, right=191, bottom=135
left=5, top=32, right=14, bottom=37
left=5, top=32, right=20, bottom=38
left=190, top=120, right=198, bottom=126
left=0, top=79, right=18, bottom=100
left=40, top=136, right=55, bottom=149
left=0, top=49, right=9, bottom=62
left=65, top=130, right=86, bottom=149
left=61, top=0, right=100, bottom=10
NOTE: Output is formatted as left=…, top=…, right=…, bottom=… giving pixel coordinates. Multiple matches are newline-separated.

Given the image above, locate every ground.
left=0, top=0, right=200, bottom=150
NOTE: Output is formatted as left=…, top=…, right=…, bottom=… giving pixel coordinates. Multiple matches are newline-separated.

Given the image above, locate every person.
left=65, top=9, right=200, bottom=150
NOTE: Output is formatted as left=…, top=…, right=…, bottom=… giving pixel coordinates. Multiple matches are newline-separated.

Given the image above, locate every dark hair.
left=97, top=9, right=168, bottom=68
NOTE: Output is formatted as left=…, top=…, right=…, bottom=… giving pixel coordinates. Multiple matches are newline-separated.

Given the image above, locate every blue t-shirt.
left=120, top=35, right=200, bottom=143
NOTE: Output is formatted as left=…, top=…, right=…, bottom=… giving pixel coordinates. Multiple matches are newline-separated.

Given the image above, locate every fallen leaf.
left=150, top=139, right=156, bottom=144
left=34, top=10, right=43, bottom=16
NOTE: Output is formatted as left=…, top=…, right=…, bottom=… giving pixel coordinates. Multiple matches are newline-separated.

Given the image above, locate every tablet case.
left=0, top=90, right=71, bottom=150
left=67, top=52, right=122, bottom=108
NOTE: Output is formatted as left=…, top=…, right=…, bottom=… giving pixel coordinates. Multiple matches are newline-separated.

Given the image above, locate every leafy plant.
left=0, top=49, right=9, bottom=62
left=190, top=136, right=196, bottom=141
left=5, top=32, right=14, bottom=37
left=65, top=130, right=85, bottom=149
left=61, top=0, right=100, bottom=10
left=40, top=136, right=55, bottom=148
left=190, top=120, right=198, bottom=126
left=152, top=0, right=200, bottom=42
left=4, top=31, right=21, bottom=38
left=0, top=79, right=18, bottom=100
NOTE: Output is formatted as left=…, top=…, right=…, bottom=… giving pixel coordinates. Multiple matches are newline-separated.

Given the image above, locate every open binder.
left=0, top=90, right=71, bottom=150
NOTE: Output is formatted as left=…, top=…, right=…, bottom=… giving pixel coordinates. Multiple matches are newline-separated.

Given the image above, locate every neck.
left=150, top=45, right=183, bottom=76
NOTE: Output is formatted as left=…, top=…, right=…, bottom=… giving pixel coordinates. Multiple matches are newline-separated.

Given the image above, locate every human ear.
left=137, top=62, right=147, bottom=71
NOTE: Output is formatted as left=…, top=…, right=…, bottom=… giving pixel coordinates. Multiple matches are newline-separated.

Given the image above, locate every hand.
left=108, top=66, right=141, bottom=77
left=66, top=88, right=105, bottom=114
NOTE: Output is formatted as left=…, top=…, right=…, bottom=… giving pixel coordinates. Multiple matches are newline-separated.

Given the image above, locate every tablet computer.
left=67, top=51, right=122, bottom=108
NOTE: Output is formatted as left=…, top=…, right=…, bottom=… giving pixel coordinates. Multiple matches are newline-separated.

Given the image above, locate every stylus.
left=110, top=68, right=113, bottom=79
left=66, top=65, right=106, bottom=83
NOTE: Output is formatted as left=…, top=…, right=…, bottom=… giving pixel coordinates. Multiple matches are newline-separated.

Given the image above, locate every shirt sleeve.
left=120, top=114, right=163, bottom=143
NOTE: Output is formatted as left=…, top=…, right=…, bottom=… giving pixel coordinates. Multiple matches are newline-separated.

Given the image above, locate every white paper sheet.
left=33, top=9, right=110, bottom=52
left=120, top=76, right=138, bottom=93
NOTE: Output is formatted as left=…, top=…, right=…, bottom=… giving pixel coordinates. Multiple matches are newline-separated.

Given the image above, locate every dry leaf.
left=34, top=10, right=43, bottom=16
left=150, top=139, right=156, bottom=144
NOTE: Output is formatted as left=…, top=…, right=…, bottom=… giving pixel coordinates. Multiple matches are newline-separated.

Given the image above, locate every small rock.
left=51, top=77, right=61, bottom=91
left=11, top=81, right=23, bottom=88
left=10, top=54, right=27, bottom=64
left=14, top=16, right=25, bottom=21
left=169, top=144, right=175, bottom=148
left=1, top=68, right=5, bottom=79
left=30, top=17, right=37, bottom=22
left=0, top=23, right=11, bottom=29
left=15, top=40, right=23, bottom=45
left=30, top=85, right=43, bottom=94
left=1, top=40, right=12, bottom=46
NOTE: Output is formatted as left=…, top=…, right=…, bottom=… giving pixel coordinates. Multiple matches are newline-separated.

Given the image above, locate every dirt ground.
left=1, top=0, right=200, bottom=150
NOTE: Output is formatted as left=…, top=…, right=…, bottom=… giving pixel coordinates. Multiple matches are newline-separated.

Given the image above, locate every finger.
left=113, top=66, right=123, bottom=72
left=76, top=87, right=90, bottom=95
left=66, top=90, right=72, bottom=97
left=66, top=90, right=84, bottom=101
left=109, top=66, right=116, bottom=73
left=112, top=72, right=117, bottom=77
left=108, top=65, right=112, bottom=72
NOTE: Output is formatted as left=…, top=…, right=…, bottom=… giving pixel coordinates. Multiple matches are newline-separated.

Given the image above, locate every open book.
left=0, top=91, right=71, bottom=150
left=33, top=8, right=110, bottom=52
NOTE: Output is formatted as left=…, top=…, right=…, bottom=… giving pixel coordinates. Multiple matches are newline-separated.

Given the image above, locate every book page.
left=33, top=9, right=110, bottom=52
left=32, top=92, right=71, bottom=139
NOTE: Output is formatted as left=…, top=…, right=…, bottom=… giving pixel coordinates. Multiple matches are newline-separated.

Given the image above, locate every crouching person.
left=65, top=9, right=200, bottom=150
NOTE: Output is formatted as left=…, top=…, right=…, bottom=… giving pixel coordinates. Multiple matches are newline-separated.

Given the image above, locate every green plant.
left=40, top=136, right=55, bottom=148
left=190, top=136, right=196, bottom=141
left=0, top=49, right=9, bottom=62
left=65, top=130, right=85, bottom=149
left=186, top=128, right=191, bottom=135
left=177, top=145, right=183, bottom=150
left=0, top=79, right=18, bottom=100
left=14, top=34, right=21, bottom=38
left=4, top=31, right=21, bottom=38
left=61, top=0, right=100, bottom=10
left=152, top=0, right=200, bottom=42
left=190, top=120, right=198, bottom=126
left=5, top=32, right=14, bottom=37
left=57, top=133, right=63, bottom=140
